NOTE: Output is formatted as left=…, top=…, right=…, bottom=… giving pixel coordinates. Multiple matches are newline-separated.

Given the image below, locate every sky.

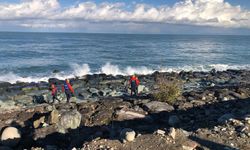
left=0, top=0, right=250, bottom=34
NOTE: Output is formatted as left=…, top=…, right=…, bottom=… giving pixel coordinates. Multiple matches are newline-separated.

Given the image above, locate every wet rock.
left=0, top=127, right=21, bottom=147
left=168, top=115, right=180, bottom=127
left=143, top=101, right=174, bottom=113
left=120, top=128, right=136, bottom=143
left=57, top=109, right=81, bottom=133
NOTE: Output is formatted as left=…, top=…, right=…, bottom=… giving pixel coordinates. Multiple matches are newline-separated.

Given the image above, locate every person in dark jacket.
left=129, top=74, right=140, bottom=96
left=62, top=79, right=75, bottom=103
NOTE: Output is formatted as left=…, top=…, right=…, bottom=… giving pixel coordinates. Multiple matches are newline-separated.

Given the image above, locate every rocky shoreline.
left=0, top=69, right=250, bottom=150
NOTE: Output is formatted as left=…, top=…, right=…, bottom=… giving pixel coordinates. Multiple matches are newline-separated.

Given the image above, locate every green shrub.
left=153, top=75, right=181, bottom=105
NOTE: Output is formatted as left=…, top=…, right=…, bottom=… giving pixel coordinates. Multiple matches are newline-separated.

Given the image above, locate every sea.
left=0, top=32, right=250, bottom=83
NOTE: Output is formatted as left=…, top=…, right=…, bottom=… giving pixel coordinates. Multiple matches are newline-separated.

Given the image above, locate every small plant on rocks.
left=153, top=75, right=181, bottom=105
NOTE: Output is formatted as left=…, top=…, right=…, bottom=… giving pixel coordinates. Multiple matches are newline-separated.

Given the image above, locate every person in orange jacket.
left=50, top=83, right=60, bottom=103
left=62, top=79, right=75, bottom=103
left=129, top=74, right=140, bottom=96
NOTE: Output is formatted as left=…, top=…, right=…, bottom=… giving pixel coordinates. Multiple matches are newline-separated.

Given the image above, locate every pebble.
left=155, top=129, right=165, bottom=136
left=169, top=127, right=176, bottom=139
left=120, top=128, right=136, bottom=143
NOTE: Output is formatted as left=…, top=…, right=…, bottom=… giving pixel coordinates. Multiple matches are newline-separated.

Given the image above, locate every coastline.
left=0, top=69, right=250, bottom=149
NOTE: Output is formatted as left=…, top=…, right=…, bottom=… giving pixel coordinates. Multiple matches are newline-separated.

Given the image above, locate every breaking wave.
left=0, top=62, right=250, bottom=84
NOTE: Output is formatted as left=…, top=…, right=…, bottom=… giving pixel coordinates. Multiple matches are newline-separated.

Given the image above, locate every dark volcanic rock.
left=0, top=82, right=11, bottom=89
left=0, top=70, right=250, bottom=149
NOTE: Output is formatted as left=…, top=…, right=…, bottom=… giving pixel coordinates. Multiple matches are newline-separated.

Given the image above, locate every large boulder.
left=143, top=101, right=174, bottom=113
left=138, top=85, right=149, bottom=93
left=57, top=109, right=82, bottom=133
left=48, top=109, right=59, bottom=125
left=0, top=127, right=21, bottom=147
left=115, top=109, right=151, bottom=121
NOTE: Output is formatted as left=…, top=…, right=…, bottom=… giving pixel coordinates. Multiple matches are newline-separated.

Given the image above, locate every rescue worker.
left=129, top=74, right=140, bottom=96
left=50, top=83, right=60, bottom=103
left=62, top=79, right=75, bottom=103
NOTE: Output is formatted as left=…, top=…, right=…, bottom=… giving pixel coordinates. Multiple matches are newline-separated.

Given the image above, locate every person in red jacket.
left=50, top=83, right=60, bottom=103
left=129, top=74, right=140, bottom=96
left=62, top=79, right=75, bottom=103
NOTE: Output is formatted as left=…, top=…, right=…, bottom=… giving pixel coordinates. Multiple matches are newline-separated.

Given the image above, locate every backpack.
left=63, top=82, right=69, bottom=91
left=131, top=80, right=137, bottom=89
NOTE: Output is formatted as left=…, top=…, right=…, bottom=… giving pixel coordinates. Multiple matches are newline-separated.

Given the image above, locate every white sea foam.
left=100, top=63, right=122, bottom=76
left=99, top=63, right=155, bottom=75
left=1, top=63, right=250, bottom=84
left=0, top=72, right=49, bottom=84
left=71, top=63, right=91, bottom=77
